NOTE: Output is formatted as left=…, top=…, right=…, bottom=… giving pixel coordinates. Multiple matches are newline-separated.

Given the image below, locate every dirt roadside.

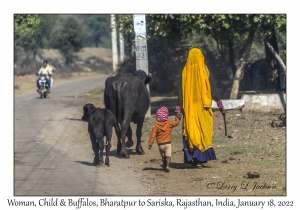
left=79, top=85, right=287, bottom=196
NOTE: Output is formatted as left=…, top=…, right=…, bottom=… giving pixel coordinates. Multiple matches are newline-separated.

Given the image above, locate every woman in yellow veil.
left=176, top=48, right=225, bottom=168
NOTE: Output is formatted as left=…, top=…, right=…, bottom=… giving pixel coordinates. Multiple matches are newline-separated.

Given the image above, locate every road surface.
left=14, top=75, right=149, bottom=196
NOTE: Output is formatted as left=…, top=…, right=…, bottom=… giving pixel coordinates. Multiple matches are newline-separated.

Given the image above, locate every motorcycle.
left=36, top=73, right=51, bottom=98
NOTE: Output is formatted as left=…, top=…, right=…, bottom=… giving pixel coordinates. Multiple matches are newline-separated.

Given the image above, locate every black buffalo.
left=81, top=103, right=120, bottom=166
left=104, top=70, right=152, bottom=158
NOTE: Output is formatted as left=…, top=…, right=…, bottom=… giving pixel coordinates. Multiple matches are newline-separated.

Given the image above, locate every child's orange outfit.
left=148, top=118, right=181, bottom=146
left=148, top=106, right=181, bottom=172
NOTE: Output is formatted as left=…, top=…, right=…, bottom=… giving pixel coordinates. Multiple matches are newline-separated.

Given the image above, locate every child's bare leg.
left=158, top=145, right=166, bottom=170
left=165, top=144, right=172, bottom=172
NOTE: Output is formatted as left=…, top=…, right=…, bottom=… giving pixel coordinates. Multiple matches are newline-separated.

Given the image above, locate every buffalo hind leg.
left=115, top=123, right=122, bottom=155
left=120, top=119, right=131, bottom=158
left=136, top=117, right=145, bottom=155
left=105, top=123, right=112, bottom=166
left=125, top=125, right=134, bottom=148
left=89, top=125, right=100, bottom=166
left=117, top=139, right=122, bottom=155
left=116, top=126, right=122, bottom=155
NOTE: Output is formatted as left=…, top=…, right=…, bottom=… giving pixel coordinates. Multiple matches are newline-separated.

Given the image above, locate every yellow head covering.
left=182, top=48, right=214, bottom=152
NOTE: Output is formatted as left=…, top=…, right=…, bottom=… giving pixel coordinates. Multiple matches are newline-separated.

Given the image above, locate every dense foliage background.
left=14, top=14, right=286, bottom=97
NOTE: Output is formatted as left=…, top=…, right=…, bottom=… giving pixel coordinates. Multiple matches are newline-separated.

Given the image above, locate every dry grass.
left=15, top=47, right=113, bottom=76
left=78, top=85, right=106, bottom=108
left=41, top=47, right=112, bottom=63
left=75, top=48, right=112, bottom=62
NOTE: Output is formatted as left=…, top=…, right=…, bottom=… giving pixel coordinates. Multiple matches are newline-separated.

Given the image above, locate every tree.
left=230, top=14, right=286, bottom=96
left=116, top=15, right=193, bottom=93
left=116, top=14, right=285, bottom=96
left=81, top=15, right=111, bottom=47
left=51, top=17, right=84, bottom=65
left=258, top=14, right=286, bottom=91
left=229, top=18, right=258, bottom=99
left=30, top=15, right=59, bottom=58
left=14, top=14, right=40, bottom=60
left=117, top=14, right=250, bottom=94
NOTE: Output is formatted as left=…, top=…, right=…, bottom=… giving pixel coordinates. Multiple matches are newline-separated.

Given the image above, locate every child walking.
left=148, top=106, right=182, bottom=172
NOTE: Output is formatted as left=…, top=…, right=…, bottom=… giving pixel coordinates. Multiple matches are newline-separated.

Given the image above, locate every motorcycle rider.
left=47, top=63, right=56, bottom=88
left=36, top=60, right=52, bottom=93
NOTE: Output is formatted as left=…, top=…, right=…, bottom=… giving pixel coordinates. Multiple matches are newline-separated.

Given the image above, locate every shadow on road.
left=169, top=162, right=209, bottom=169
left=142, top=167, right=163, bottom=171
left=65, top=118, right=84, bottom=122
left=74, top=161, right=95, bottom=167
left=34, top=97, right=50, bottom=100
left=104, top=149, right=139, bottom=159
left=142, top=163, right=204, bottom=171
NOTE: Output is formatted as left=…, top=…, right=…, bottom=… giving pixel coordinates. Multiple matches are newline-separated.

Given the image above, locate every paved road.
left=14, top=75, right=149, bottom=196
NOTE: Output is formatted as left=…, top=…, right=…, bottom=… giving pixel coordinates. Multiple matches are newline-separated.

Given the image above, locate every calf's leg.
left=98, top=135, right=105, bottom=166
left=94, top=128, right=104, bottom=166
left=89, top=125, right=99, bottom=165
